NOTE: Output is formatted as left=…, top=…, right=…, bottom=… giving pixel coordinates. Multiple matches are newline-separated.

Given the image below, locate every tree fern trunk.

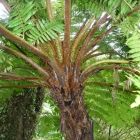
left=53, top=89, right=93, bottom=140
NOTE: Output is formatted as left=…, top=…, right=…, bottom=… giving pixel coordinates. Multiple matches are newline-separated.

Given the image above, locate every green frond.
left=72, top=0, right=139, bottom=18
left=128, top=74, right=140, bottom=89
left=7, top=1, right=36, bottom=37
left=84, top=70, right=139, bottom=128
left=120, top=14, right=140, bottom=36
left=27, top=20, right=63, bottom=44
left=126, top=31, right=140, bottom=62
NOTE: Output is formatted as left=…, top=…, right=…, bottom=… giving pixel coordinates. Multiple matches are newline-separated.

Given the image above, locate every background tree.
left=0, top=0, right=140, bottom=140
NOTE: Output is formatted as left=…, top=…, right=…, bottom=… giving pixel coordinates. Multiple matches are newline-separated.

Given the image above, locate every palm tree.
left=0, top=0, right=140, bottom=139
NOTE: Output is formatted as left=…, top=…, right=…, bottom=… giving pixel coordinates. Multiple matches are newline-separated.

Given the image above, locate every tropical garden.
left=0, top=0, right=140, bottom=139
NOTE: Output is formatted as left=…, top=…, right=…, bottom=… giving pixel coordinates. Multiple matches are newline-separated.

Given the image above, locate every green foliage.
left=85, top=71, right=139, bottom=128
left=27, top=20, right=63, bottom=44
left=129, top=74, right=140, bottom=90
left=72, top=0, right=139, bottom=18
left=0, top=50, right=39, bottom=103
left=126, top=31, right=140, bottom=62
left=128, top=74, right=140, bottom=109
left=84, top=71, right=140, bottom=139
left=35, top=94, right=62, bottom=140
left=7, top=0, right=63, bottom=44
left=1, top=0, right=140, bottom=139
left=7, top=1, right=36, bottom=37
left=119, top=7, right=140, bottom=62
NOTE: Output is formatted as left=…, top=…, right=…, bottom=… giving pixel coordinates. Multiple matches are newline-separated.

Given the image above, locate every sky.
left=0, top=2, right=8, bottom=19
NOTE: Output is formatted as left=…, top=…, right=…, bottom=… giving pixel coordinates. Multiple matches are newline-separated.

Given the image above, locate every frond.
left=72, top=0, right=139, bottom=17
left=84, top=71, right=139, bottom=128
left=27, top=20, right=63, bottom=44
left=128, top=74, right=140, bottom=89
left=126, top=31, right=140, bottom=62
left=7, top=1, right=36, bottom=37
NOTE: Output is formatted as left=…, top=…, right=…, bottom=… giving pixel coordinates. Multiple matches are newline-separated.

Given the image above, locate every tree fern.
left=1, top=0, right=140, bottom=139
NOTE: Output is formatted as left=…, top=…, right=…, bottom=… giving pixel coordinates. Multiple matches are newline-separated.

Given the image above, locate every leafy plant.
left=0, top=0, right=140, bottom=140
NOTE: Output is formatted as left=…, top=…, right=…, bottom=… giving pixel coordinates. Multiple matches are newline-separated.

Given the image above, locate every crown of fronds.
left=7, top=1, right=63, bottom=44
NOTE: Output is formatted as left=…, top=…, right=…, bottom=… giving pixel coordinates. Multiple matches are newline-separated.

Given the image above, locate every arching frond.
left=27, top=20, right=63, bottom=44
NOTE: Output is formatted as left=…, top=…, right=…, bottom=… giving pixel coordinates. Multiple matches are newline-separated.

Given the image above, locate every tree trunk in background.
left=0, top=87, right=44, bottom=140
left=53, top=88, right=94, bottom=140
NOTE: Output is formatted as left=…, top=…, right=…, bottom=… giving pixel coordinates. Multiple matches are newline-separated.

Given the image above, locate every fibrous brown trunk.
left=61, top=95, right=93, bottom=140
left=52, top=87, right=93, bottom=140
